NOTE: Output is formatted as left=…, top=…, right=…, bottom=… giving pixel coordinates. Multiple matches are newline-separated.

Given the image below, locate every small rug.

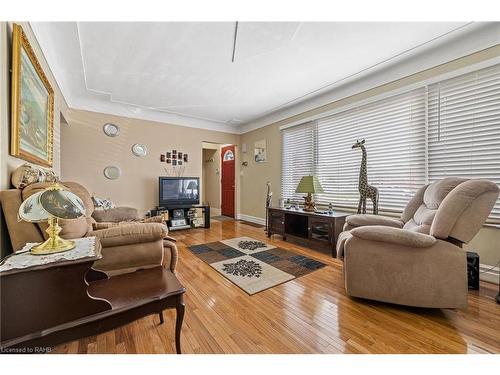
left=188, top=236, right=326, bottom=295
left=211, top=215, right=235, bottom=222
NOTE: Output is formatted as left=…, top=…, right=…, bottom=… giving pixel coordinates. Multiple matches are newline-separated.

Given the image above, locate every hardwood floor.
left=53, top=220, right=500, bottom=354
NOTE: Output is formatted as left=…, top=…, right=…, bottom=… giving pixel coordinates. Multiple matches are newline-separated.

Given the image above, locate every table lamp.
left=295, top=175, right=324, bottom=212
left=18, top=183, right=86, bottom=255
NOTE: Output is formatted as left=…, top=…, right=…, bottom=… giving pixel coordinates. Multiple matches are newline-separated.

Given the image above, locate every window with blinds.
left=281, top=121, right=316, bottom=201
left=428, top=64, right=500, bottom=222
left=281, top=63, right=500, bottom=222
left=314, top=88, right=427, bottom=214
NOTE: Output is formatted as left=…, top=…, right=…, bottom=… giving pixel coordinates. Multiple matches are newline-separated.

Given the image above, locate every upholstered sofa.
left=337, top=177, right=499, bottom=309
left=0, top=180, right=178, bottom=276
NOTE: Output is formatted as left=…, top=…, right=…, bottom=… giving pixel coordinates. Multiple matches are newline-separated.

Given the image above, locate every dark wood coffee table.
left=88, top=267, right=186, bottom=354
left=1, top=245, right=186, bottom=354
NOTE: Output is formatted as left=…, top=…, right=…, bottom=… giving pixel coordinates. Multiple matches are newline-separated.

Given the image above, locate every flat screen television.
left=159, top=177, right=200, bottom=207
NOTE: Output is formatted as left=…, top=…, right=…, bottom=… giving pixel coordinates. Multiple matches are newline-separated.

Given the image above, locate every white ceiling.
left=30, top=22, right=496, bottom=133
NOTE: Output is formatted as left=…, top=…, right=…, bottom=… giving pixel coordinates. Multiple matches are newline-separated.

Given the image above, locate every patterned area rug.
left=188, top=236, right=326, bottom=295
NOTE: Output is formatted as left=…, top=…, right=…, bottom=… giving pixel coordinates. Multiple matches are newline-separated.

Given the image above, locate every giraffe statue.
left=352, top=139, right=379, bottom=214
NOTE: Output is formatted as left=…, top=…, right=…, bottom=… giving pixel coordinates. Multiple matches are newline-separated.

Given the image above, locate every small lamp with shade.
left=295, top=175, right=324, bottom=212
left=18, top=183, right=86, bottom=255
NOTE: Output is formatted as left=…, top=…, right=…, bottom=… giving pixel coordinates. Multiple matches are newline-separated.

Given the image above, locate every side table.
left=0, top=237, right=186, bottom=353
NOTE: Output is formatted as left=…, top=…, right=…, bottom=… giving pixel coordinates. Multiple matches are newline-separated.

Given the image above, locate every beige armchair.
left=337, top=177, right=499, bottom=309
left=0, top=180, right=178, bottom=276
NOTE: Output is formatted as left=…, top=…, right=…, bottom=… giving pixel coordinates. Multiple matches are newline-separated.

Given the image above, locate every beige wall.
left=0, top=22, right=67, bottom=256
left=202, top=145, right=221, bottom=215
left=240, top=124, right=281, bottom=220
left=61, top=109, right=240, bottom=216
left=240, top=45, right=500, bottom=269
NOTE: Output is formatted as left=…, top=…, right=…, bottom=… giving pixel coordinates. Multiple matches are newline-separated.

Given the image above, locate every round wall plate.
left=103, top=123, right=120, bottom=137
left=103, top=166, right=121, bottom=180
left=132, top=143, right=147, bottom=157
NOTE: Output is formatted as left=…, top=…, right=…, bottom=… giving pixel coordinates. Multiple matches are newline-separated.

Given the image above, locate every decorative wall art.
left=103, top=166, right=121, bottom=180
left=103, top=123, right=120, bottom=137
left=160, top=148, right=189, bottom=177
left=254, top=139, right=267, bottom=163
left=131, top=143, right=147, bottom=157
left=10, top=24, right=54, bottom=167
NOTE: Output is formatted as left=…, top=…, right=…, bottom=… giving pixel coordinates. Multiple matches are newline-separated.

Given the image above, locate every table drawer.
left=269, top=210, right=285, bottom=234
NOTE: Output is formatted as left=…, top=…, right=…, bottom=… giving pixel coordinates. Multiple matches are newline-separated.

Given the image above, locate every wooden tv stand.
left=0, top=241, right=185, bottom=353
left=267, top=207, right=349, bottom=257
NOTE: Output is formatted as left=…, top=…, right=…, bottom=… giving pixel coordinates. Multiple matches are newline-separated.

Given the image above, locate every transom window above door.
left=223, top=150, right=234, bottom=161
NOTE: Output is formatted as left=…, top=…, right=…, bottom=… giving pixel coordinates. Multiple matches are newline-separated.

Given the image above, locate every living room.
left=1, top=0, right=499, bottom=372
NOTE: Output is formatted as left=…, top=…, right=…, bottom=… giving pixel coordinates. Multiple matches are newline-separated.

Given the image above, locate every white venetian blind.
left=428, top=64, right=500, bottom=222
left=281, top=121, right=316, bottom=201
left=314, top=88, right=427, bottom=214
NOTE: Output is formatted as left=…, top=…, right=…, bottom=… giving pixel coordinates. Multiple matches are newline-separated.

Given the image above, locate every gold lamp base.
left=303, top=193, right=316, bottom=212
left=30, top=216, right=76, bottom=255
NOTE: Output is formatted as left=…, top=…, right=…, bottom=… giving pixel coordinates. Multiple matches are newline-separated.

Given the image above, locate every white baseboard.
left=210, top=208, right=221, bottom=217
left=236, top=214, right=266, bottom=226
left=480, top=263, right=500, bottom=285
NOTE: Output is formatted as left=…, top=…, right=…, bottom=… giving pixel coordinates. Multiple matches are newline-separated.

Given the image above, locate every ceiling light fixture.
left=231, top=21, right=239, bottom=63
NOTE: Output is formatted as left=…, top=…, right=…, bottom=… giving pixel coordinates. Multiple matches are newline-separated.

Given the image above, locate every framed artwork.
left=254, top=139, right=267, bottom=163
left=183, top=154, right=188, bottom=162
left=178, top=152, right=183, bottom=158
left=160, top=154, right=166, bottom=162
left=10, top=24, right=54, bottom=167
left=178, top=160, right=183, bottom=166
left=172, top=160, right=177, bottom=166
left=166, top=152, right=171, bottom=158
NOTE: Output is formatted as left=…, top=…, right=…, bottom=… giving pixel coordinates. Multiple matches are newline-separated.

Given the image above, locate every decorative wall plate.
left=103, top=166, right=121, bottom=180
left=132, top=143, right=147, bottom=157
left=103, top=123, right=120, bottom=137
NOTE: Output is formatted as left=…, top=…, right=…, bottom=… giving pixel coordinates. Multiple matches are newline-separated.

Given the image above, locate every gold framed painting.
left=10, top=23, right=54, bottom=167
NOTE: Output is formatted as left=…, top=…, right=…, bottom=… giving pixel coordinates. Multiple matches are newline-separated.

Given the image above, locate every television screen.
left=159, top=177, right=199, bottom=206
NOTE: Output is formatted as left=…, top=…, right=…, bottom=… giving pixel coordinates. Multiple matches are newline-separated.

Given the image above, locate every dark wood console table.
left=0, top=240, right=185, bottom=353
left=267, top=207, right=350, bottom=257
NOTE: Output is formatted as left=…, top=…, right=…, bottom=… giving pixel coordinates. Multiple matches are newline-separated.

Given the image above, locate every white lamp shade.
left=19, top=188, right=86, bottom=222
left=40, top=189, right=86, bottom=219
left=18, top=191, right=49, bottom=222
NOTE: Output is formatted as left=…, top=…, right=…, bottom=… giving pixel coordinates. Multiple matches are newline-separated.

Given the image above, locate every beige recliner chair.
left=336, top=177, right=499, bottom=309
left=1, top=181, right=178, bottom=276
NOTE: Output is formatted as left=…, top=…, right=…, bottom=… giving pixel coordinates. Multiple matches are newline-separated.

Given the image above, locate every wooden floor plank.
left=52, top=220, right=500, bottom=354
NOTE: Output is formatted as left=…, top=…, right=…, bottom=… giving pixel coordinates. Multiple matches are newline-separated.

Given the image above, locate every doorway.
left=202, top=143, right=221, bottom=217
left=220, top=145, right=235, bottom=217
left=201, top=142, right=236, bottom=218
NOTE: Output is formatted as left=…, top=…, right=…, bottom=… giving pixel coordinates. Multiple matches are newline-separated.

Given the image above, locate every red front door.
left=221, top=145, right=235, bottom=217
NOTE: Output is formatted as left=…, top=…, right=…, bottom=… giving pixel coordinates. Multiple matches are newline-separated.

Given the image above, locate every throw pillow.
left=11, top=163, right=58, bottom=189
left=92, top=196, right=116, bottom=210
